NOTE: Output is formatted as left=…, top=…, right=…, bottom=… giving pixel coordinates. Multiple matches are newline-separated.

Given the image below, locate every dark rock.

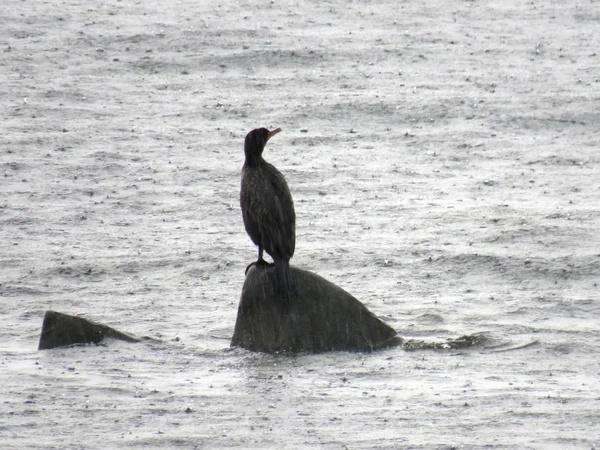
left=231, top=265, right=402, bottom=353
left=38, top=310, right=140, bottom=350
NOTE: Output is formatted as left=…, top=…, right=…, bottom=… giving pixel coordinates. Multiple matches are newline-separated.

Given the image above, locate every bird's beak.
left=267, top=128, right=282, bottom=141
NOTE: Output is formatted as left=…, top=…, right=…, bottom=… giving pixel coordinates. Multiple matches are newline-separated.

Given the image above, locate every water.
left=2, top=0, right=599, bottom=448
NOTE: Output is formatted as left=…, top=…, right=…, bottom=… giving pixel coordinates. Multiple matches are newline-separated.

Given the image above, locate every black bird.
left=240, top=127, right=296, bottom=303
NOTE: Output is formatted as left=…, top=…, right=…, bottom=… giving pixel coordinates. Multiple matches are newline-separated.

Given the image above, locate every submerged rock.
left=402, top=333, right=490, bottom=351
left=231, top=264, right=402, bottom=353
left=38, top=310, right=140, bottom=350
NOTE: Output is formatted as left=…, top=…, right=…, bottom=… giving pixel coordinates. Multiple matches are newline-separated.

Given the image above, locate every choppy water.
left=2, top=0, right=599, bottom=448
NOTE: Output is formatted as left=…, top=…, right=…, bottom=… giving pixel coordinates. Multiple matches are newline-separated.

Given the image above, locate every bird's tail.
left=274, top=259, right=296, bottom=304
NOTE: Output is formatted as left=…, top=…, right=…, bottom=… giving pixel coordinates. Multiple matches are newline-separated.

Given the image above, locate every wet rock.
left=231, top=265, right=402, bottom=353
left=38, top=310, right=140, bottom=350
left=402, top=333, right=490, bottom=351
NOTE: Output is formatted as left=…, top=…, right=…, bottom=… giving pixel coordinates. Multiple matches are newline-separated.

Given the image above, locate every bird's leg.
left=256, top=246, right=268, bottom=265
left=257, top=247, right=273, bottom=266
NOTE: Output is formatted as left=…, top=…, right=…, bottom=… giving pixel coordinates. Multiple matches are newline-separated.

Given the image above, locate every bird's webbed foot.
left=245, top=258, right=274, bottom=275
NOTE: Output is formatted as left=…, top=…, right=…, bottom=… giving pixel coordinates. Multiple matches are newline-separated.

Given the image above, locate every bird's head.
left=244, top=127, right=281, bottom=162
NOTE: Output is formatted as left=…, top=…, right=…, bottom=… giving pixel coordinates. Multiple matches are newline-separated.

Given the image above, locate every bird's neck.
left=244, top=151, right=264, bottom=167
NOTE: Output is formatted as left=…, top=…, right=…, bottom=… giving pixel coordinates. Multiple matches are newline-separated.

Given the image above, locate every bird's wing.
left=241, top=165, right=295, bottom=259
left=241, top=169, right=281, bottom=230
left=268, top=170, right=296, bottom=256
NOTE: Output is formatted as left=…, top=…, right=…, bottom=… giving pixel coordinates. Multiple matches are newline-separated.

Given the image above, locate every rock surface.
left=38, top=311, right=140, bottom=350
left=231, top=265, right=401, bottom=353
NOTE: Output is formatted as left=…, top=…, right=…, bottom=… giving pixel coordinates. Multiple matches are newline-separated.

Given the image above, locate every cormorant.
left=240, top=127, right=296, bottom=303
